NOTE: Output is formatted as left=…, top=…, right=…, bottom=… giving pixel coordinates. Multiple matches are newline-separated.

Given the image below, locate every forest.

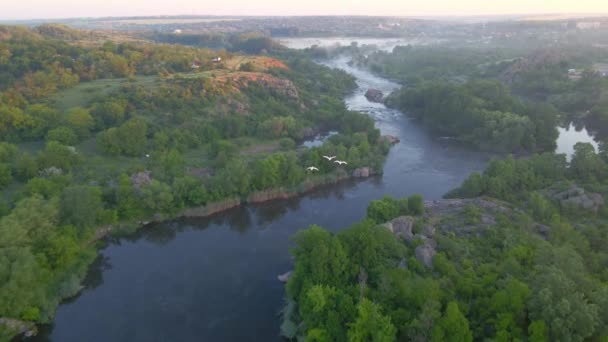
left=353, top=42, right=608, bottom=152
left=0, top=25, right=393, bottom=338
left=282, top=143, right=608, bottom=341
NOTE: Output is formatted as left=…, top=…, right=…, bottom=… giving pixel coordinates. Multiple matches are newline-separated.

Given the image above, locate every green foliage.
left=65, top=107, right=94, bottom=139
left=60, top=185, right=103, bottom=229
left=46, top=126, right=78, bottom=145
left=347, top=298, right=396, bottom=342
left=386, top=80, right=557, bottom=152
left=432, top=301, right=473, bottom=342
left=97, top=117, right=148, bottom=156
left=366, top=195, right=424, bottom=223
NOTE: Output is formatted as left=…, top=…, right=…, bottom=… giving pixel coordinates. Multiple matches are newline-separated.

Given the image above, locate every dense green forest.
left=354, top=43, right=608, bottom=152
left=0, top=25, right=393, bottom=339
left=385, top=80, right=559, bottom=152
left=282, top=143, right=608, bottom=341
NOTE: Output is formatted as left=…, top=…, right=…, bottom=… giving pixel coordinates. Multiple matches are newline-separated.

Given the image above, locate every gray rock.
left=415, top=243, right=437, bottom=268
left=422, top=225, right=436, bottom=238
left=379, top=135, right=400, bottom=145
left=480, top=214, right=496, bottom=225
left=386, top=216, right=415, bottom=242
left=365, top=88, right=384, bottom=103
left=352, top=167, right=371, bottom=178
left=548, top=185, right=604, bottom=212
left=278, top=270, right=292, bottom=283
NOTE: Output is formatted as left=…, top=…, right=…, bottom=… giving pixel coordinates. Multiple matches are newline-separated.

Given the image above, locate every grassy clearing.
left=51, top=76, right=159, bottom=112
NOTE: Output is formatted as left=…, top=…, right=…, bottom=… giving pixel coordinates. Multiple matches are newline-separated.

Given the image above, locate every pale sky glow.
left=1, top=0, right=608, bottom=20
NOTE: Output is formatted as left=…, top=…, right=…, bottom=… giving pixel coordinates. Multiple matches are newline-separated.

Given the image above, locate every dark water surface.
left=38, top=48, right=493, bottom=342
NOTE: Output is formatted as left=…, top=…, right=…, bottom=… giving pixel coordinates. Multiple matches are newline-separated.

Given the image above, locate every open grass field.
left=51, top=76, right=159, bottom=112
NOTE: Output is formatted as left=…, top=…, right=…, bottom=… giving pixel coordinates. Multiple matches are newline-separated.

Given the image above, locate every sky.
left=1, top=0, right=608, bottom=20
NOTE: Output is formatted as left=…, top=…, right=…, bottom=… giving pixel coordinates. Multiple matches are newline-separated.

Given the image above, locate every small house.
left=212, top=57, right=222, bottom=63
left=191, top=60, right=201, bottom=70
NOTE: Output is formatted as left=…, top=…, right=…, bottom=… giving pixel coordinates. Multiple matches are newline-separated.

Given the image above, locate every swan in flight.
left=334, top=160, right=348, bottom=165
left=323, top=155, right=336, bottom=161
left=306, top=166, right=319, bottom=172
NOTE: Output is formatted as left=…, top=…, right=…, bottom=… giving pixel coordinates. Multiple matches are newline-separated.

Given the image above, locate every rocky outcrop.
left=415, top=243, right=436, bottom=268
left=180, top=198, right=242, bottom=217
left=379, top=135, right=400, bottom=145
left=352, top=167, right=372, bottom=178
left=424, top=198, right=513, bottom=216
left=278, top=271, right=292, bottom=283
left=248, top=188, right=298, bottom=203
left=0, top=318, right=36, bottom=338
left=365, top=88, right=384, bottom=103
left=547, top=185, right=604, bottom=212
left=252, top=75, right=299, bottom=100
left=383, top=216, right=415, bottom=242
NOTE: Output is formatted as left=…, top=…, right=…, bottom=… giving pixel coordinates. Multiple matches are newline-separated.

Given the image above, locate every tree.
left=65, top=107, right=94, bottom=139
left=432, top=301, right=473, bottom=342
left=347, top=298, right=396, bottom=342
left=569, top=142, right=606, bottom=183
left=60, top=185, right=103, bottom=229
left=46, top=126, right=78, bottom=145
left=528, top=266, right=599, bottom=341
left=300, top=285, right=356, bottom=342
left=287, top=225, right=351, bottom=301
left=408, top=194, right=424, bottom=215
left=38, top=141, right=81, bottom=171
left=0, top=163, right=12, bottom=190
left=366, top=196, right=400, bottom=223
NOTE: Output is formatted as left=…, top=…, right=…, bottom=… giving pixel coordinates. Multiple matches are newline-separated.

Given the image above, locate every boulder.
left=352, top=167, right=371, bottom=178
left=0, top=317, right=36, bottom=338
left=415, top=242, right=436, bottom=268
left=379, top=135, right=400, bottom=145
left=365, top=88, right=384, bottom=103
left=422, top=225, right=436, bottom=238
left=384, top=216, right=415, bottom=242
left=278, top=270, right=292, bottom=283
left=548, top=185, right=604, bottom=212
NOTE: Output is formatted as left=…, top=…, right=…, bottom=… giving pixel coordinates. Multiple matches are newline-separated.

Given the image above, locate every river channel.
left=38, top=39, right=573, bottom=341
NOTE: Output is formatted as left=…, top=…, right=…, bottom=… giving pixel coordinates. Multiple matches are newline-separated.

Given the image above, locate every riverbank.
left=8, top=164, right=388, bottom=339
left=35, top=44, right=492, bottom=342
left=91, top=165, right=386, bottom=243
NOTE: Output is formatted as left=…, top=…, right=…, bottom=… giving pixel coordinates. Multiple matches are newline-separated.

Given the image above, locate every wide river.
left=36, top=39, right=593, bottom=341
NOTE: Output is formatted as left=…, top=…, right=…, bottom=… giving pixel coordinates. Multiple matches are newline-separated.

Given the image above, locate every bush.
left=46, top=126, right=78, bottom=145
left=408, top=194, right=424, bottom=215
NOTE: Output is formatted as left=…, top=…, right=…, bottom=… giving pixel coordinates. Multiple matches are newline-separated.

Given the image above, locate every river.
left=36, top=41, right=506, bottom=342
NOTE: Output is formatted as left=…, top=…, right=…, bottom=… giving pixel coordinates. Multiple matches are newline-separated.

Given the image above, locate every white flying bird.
left=334, top=160, right=348, bottom=165
left=322, top=155, right=336, bottom=161
left=306, top=166, right=319, bottom=172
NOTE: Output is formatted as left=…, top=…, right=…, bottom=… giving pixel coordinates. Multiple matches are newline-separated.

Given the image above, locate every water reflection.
left=556, top=122, right=599, bottom=161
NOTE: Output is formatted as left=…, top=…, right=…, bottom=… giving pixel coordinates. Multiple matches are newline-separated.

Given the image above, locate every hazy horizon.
left=1, top=0, right=608, bottom=21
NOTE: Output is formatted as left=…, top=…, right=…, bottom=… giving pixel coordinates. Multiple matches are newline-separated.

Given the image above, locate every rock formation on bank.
left=365, top=88, right=384, bottom=103
left=382, top=198, right=523, bottom=268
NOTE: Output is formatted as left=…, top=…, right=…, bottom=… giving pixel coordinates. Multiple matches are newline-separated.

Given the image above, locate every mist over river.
left=37, top=40, right=499, bottom=341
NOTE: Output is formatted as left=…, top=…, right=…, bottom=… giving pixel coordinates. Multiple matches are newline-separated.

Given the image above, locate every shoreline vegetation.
left=0, top=24, right=399, bottom=339
left=93, top=164, right=388, bottom=242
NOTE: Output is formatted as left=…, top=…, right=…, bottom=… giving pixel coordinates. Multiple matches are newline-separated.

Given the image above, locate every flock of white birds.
left=306, top=155, right=348, bottom=172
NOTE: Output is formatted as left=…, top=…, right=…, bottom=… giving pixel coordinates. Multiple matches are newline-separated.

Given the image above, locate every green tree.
left=432, top=301, right=473, bottom=342
left=46, top=126, right=78, bottom=145
left=65, top=107, right=94, bottom=139
left=408, top=194, right=424, bottom=215
left=288, top=225, right=351, bottom=301
left=347, top=298, right=396, bottom=342
left=528, top=266, right=599, bottom=341
left=60, top=185, right=103, bottom=229
left=0, top=163, right=12, bottom=190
